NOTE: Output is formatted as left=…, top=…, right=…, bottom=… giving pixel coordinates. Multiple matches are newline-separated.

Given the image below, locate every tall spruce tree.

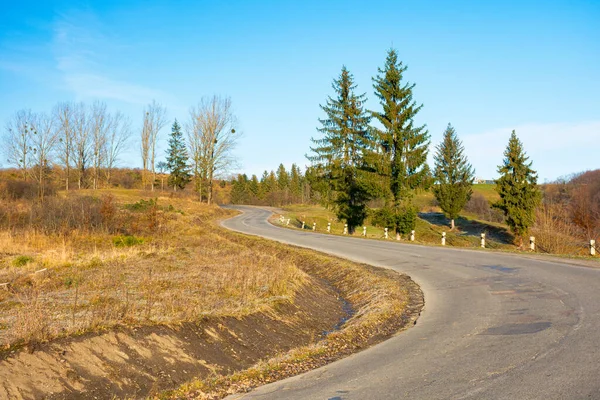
left=289, top=163, right=303, bottom=203
left=494, top=130, right=541, bottom=246
left=308, top=66, right=372, bottom=233
left=165, top=120, right=191, bottom=191
left=433, top=124, right=475, bottom=230
left=372, top=49, right=430, bottom=234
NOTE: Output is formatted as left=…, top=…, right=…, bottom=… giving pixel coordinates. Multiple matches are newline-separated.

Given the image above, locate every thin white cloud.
left=457, top=121, right=600, bottom=182
left=51, top=9, right=166, bottom=105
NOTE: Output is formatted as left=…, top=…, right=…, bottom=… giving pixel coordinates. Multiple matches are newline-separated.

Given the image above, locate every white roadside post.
left=279, top=215, right=284, bottom=223
left=410, top=230, right=415, bottom=242
left=343, top=224, right=348, bottom=235
left=384, top=228, right=388, bottom=239
left=363, top=226, right=367, bottom=237
left=481, top=233, right=486, bottom=248
left=312, top=222, right=316, bottom=231
left=591, top=240, right=596, bottom=256
left=530, top=236, right=535, bottom=251
left=301, top=221, right=305, bottom=230
left=327, top=222, right=331, bottom=233
left=286, top=218, right=290, bottom=226
left=396, top=232, right=401, bottom=241
left=442, top=232, right=446, bottom=246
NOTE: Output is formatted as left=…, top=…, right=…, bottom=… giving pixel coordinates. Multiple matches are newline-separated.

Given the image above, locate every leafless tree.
left=105, top=111, right=131, bottom=186
left=140, top=101, right=166, bottom=191
left=72, top=102, right=91, bottom=189
left=54, top=102, right=76, bottom=190
left=89, top=101, right=109, bottom=189
left=187, top=95, right=240, bottom=204
left=3, top=109, right=34, bottom=180
left=29, top=112, right=58, bottom=199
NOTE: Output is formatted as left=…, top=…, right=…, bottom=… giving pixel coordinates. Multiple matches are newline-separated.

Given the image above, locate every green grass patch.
left=112, top=235, right=145, bottom=247
left=123, top=198, right=158, bottom=212
left=12, top=255, right=34, bottom=268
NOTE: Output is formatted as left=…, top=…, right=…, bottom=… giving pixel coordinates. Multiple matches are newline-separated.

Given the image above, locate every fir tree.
left=230, top=174, right=249, bottom=204
left=494, top=130, right=541, bottom=246
left=276, top=164, right=289, bottom=190
left=165, top=120, right=191, bottom=191
left=308, top=66, right=372, bottom=233
left=289, top=164, right=303, bottom=203
left=248, top=174, right=260, bottom=201
left=372, top=49, right=430, bottom=234
left=433, top=123, right=475, bottom=230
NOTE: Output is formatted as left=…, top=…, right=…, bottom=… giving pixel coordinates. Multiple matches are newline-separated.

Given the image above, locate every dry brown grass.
left=0, top=190, right=307, bottom=350
left=164, top=238, right=423, bottom=399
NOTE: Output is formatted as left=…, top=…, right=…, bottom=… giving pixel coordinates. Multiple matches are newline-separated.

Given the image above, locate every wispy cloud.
left=456, top=121, right=600, bottom=181
left=51, top=9, right=165, bottom=105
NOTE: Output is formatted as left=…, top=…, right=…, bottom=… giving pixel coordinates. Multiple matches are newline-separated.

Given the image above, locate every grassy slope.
left=280, top=185, right=512, bottom=250
left=0, top=190, right=308, bottom=349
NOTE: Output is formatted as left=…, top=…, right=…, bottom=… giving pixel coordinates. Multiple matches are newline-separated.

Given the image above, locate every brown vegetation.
left=0, top=190, right=306, bottom=350
left=0, top=188, right=423, bottom=399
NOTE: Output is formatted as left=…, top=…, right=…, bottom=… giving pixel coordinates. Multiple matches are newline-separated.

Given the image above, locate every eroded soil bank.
left=0, top=229, right=424, bottom=400
left=0, top=280, right=346, bottom=399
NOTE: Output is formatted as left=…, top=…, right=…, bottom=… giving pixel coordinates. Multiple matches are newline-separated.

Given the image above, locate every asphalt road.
left=221, top=206, right=600, bottom=400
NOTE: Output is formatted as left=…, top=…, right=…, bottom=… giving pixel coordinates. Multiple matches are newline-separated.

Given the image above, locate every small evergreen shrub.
left=112, top=235, right=144, bottom=247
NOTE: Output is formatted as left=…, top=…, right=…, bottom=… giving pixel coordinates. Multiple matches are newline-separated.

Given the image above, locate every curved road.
left=222, top=206, right=600, bottom=400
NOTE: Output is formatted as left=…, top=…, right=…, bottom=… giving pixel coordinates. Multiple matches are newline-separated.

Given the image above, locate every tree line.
left=307, top=48, right=540, bottom=244
left=3, top=102, right=130, bottom=199
left=1, top=95, right=240, bottom=205
left=230, top=164, right=311, bottom=206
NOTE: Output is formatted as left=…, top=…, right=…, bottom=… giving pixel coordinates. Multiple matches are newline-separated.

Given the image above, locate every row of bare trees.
left=2, top=96, right=241, bottom=204
left=3, top=101, right=131, bottom=198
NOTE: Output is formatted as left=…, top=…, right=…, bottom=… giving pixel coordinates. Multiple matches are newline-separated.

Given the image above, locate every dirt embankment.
left=0, top=279, right=344, bottom=399
left=0, top=230, right=424, bottom=400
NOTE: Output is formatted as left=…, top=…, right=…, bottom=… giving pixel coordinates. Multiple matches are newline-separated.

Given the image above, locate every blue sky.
left=1, top=0, right=599, bottom=182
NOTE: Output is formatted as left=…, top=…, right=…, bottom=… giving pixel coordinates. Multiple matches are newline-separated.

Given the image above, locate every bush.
left=12, top=255, right=34, bottom=267
left=112, top=235, right=144, bottom=247
left=124, top=198, right=158, bottom=212
left=370, top=207, right=395, bottom=228
left=369, top=205, right=418, bottom=234
left=464, top=193, right=504, bottom=223
left=0, top=180, right=56, bottom=200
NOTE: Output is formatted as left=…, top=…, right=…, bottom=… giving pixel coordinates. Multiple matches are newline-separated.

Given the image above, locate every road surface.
left=222, top=206, right=600, bottom=400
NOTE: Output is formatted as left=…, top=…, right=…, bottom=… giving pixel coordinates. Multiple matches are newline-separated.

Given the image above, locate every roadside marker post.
left=481, top=233, right=486, bottom=248
left=312, top=222, right=316, bottom=231
left=384, top=228, right=388, bottom=239
left=442, top=232, right=446, bottom=246
left=343, top=224, right=348, bottom=235
left=410, top=230, right=415, bottom=241
left=363, top=226, right=367, bottom=236
left=591, top=240, right=596, bottom=256
left=302, top=221, right=305, bottom=230
left=530, top=236, right=535, bottom=251
left=327, top=222, right=331, bottom=233
left=396, top=232, right=401, bottom=241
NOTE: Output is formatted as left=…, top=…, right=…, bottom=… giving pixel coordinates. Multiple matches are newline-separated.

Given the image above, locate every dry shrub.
left=0, top=179, right=57, bottom=201
left=532, top=202, right=584, bottom=255
left=0, top=192, right=308, bottom=349
left=464, top=193, right=504, bottom=223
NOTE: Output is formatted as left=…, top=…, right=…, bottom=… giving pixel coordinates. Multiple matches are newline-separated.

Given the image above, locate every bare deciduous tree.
left=54, top=102, right=76, bottom=191
left=105, top=111, right=130, bottom=186
left=187, top=95, right=240, bottom=204
left=29, top=112, right=58, bottom=199
left=3, top=109, right=34, bottom=180
left=72, top=103, right=91, bottom=189
left=90, top=101, right=109, bottom=190
left=140, top=101, right=166, bottom=191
